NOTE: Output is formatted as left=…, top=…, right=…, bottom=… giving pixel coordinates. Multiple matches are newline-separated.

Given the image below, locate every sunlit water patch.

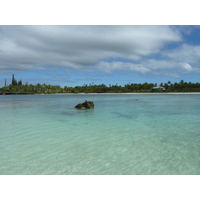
left=0, top=94, right=200, bottom=174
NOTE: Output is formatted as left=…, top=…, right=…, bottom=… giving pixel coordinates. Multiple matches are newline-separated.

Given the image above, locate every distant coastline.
left=2, top=92, right=200, bottom=95
left=55, top=92, right=200, bottom=95
left=2, top=75, right=200, bottom=94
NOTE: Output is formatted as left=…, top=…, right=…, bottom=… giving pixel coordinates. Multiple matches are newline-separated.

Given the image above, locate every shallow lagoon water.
left=0, top=94, right=200, bottom=175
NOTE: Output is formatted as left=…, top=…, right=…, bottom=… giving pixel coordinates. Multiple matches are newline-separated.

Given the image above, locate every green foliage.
left=1, top=75, right=200, bottom=94
left=12, top=74, right=17, bottom=86
left=18, top=79, right=22, bottom=85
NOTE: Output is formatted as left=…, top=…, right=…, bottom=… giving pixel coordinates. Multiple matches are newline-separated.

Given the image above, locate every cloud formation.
left=179, top=63, right=192, bottom=72
left=0, top=26, right=181, bottom=71
left=162, top=44, right=200, bottom=65
left=94, top=61, right=151, bottom=73
left=1, top=25, right=200, bottom=82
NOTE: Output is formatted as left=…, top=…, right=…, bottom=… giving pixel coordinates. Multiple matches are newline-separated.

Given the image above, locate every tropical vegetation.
left=1, top=74, right=200, bottom=94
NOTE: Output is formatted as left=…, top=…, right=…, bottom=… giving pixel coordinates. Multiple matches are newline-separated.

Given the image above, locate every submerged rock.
left=74, top=100, right=94, bottom=109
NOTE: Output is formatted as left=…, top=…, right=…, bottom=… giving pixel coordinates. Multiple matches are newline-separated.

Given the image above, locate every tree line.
left=1, top=75, right=200, bottom=94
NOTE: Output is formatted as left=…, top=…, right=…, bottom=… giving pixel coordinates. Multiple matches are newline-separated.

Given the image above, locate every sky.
left=0, top=25, right=200, bottom=87
left=1, top=1, right=200, bottom=198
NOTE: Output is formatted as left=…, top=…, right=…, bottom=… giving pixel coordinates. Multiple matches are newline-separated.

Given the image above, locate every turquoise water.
left=0, top=94, right=200, bottom=175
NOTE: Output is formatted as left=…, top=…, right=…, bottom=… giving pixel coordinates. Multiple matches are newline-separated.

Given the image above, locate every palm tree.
left=167, top=81, right=171, bottom=85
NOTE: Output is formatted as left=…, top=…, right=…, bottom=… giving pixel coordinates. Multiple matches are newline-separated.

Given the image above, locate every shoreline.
left=45, top=92, right=200, bottom=95
left=1, top=92, right=200, bottom=95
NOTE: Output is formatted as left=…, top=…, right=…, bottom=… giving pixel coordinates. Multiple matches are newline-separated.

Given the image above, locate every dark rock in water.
left=75, top=100, right=94, bottom=109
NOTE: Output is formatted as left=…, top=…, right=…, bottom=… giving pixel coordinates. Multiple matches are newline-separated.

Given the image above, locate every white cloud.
left=89, top=59, right=193, bottom=77
left=138, top=59, right=194, bottom=76
left=142, top=59, right=177, bottom=70
left=162, top=44, right=200, bottom=65
left=2, top=25, right=199, bottom=81
left=179, top=62, right=192, bottom=72
left=153, top=71, right=180, bottom=78
left=94, top=61, right=151, bottom=74
left=0, top=25, right=182, bottom=72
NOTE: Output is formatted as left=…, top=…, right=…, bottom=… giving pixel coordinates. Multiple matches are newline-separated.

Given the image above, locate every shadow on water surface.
left=111, top=111, right=136, bottom=120
left=63, top=108, right=94, bottom=117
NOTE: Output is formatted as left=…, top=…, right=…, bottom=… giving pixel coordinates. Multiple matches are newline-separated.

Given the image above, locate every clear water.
left=0, top=94, right=200, bottom=175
